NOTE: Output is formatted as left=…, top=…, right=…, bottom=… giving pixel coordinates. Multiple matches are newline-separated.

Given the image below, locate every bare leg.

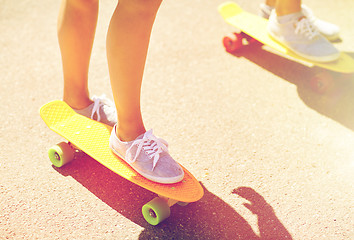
left=58, top=0, right=98, bottom=109
left=106, top=0, right=163, bottom=142
left=265, top=0, right=277, bottom=7
left=275, top=0, right=301, bottom=16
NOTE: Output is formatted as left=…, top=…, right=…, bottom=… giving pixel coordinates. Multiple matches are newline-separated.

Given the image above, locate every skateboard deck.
left=218, top=2, right=354, bottom=74
left=40, top=100, right=204, bottom=225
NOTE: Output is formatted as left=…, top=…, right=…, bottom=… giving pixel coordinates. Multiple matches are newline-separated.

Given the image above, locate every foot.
left=260, top=4, right=340, bottom=41
left=72, top=95, right=117, bottom=127
left=109, top=126, right=184, bottom=184
left=267, top=10, right=340, bottom=62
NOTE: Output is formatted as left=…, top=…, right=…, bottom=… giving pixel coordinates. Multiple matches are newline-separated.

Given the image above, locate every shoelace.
left=294, top=17, right=319, bottom=40
left=301, top=5, right=317, bottom=24
left=91, top=95, right=115, bottom=122
left=126, top=130, right=169, bottom=170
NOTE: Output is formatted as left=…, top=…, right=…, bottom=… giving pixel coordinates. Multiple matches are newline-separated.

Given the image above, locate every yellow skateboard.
left=39, top=100, right=204, bottom=225
left=219, top=2, right=354, bottom=93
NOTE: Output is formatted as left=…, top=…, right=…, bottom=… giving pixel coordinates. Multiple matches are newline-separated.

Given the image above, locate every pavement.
left=1, top=0, right=353, bottom=239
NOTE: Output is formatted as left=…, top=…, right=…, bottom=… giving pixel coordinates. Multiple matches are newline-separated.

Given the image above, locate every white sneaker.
left=259, top=3, right=274, bottom=19
left=301, top=5, right=340, bottom=41
left=267, top=10, right=340, bottom=62
left=73, top=95, right=117, bottom=127
left=260, top=4, right=340, bottom=41
left=109, top=126, right=184, bottom=184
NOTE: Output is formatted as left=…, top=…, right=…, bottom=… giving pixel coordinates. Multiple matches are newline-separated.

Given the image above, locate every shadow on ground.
left=54, top=156, right=292, bottom=240
left=228, top=43, right=354, bottom=131
left=139, top=185, right=292, bottom=240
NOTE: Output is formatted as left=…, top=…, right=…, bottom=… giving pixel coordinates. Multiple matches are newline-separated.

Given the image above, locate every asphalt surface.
left=1, top=0, right=353, bottom=239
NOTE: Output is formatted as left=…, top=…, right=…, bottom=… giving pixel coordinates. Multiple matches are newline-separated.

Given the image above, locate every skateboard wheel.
left=223, top=33, right=243, bottom=53
left=142, top=197, right=170, bottom=225
left=48, top=142, right=75, bottom=167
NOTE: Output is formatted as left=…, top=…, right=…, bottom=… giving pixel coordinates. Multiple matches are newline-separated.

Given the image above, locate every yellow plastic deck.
left=40, top=100, right=204, bottom=203
left=219, top=2, right=354, bottom=73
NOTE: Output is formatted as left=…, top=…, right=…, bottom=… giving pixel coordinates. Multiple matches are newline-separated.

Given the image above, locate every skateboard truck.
left=223, top=32, right=259, bottom=53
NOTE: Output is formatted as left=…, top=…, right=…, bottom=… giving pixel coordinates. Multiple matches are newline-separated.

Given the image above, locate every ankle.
left=63, top=87, right=93, bottom=110
left=63, top=95, right=93, bottom=110
left=116, top=124, right=146, bottom=142
left=265, top=0, right=276, bottom=7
